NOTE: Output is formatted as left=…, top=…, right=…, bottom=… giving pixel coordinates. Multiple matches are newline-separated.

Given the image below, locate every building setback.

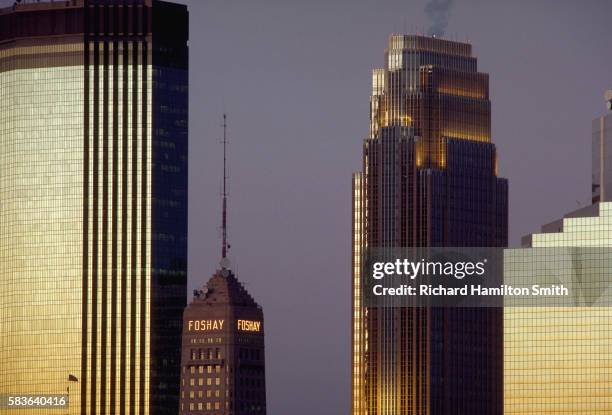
left=352, top=34, right=508, bottom=415
left=0, top=1, right=188, bottom=414
left=179, top=268, right=266, bottom=415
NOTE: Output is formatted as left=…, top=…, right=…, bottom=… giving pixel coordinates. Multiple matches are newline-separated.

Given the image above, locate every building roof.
left=191, top=269, right=261, bottom=309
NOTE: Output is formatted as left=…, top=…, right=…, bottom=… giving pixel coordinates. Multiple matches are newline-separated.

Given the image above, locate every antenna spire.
left=221, top=114, right=229, bottom=265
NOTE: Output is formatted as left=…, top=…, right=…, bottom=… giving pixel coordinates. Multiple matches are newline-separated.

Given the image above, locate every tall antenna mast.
left=221, top=114, right=229, bottom=263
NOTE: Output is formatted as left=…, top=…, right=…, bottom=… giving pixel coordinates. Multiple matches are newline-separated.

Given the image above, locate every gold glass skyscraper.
left=504, top=203, right=612, bottom=413
left=0, top=1, right=188, bottom=414
left=352, top=34, right=508, bottom=415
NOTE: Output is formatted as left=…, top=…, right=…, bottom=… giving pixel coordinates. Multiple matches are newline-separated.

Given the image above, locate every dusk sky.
left=1, top=0, right=608, bottom=413
left=178, top=1, right=611, bottom=414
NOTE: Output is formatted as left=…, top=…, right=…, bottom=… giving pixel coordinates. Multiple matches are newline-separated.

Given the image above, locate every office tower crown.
left=193, top=270, right=260, bottom=309
left=369, top=35, right=492, bottom=173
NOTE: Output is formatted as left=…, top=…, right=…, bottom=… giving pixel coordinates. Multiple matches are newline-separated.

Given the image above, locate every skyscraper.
left=504, top=90, right=612, bottom=414
left=179, top=269, right=266, bottom=415
left=0, top=1, right=188, bottom=414
left=505, top=202, right=612, bottom=414
left=179, top=116, right=266, bottom=415
left=591, top=90, right=612, bottom=203
left=352, top=35, right=508, bottom=415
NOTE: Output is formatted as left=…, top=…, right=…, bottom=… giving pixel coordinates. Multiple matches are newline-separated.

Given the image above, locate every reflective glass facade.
left=352, top=35, right=508, bottom=415
left=0, top=2, right=188, bottom=414
left=505, top=202, right=612, bottom=414
left=0, top=39, right=85, bottom=412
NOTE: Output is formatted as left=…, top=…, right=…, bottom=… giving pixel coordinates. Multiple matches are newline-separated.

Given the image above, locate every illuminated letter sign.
left=237, top=319, right=261, bottom=332
left=188, top=319, right=225, bottom=331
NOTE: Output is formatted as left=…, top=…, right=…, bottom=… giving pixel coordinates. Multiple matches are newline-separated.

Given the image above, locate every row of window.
left=187, top=365, right=222, bottom=375
left=187, top=377, right=222, bottom=387
left=190, top=348, right=222, bottom=360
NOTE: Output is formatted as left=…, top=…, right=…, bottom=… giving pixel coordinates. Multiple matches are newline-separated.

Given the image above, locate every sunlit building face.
left=0, top=2, right=188, bottom=414
left=505, top=202, right=612, bottom=414
left=352, top=34, right=508, bottom=415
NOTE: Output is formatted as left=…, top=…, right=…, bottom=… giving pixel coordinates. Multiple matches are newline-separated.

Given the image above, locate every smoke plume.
left=425, top=0, right=454, bottom=37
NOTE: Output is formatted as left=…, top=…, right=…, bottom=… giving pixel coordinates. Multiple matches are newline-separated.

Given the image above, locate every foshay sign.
left=188, top=319, right=224, bottom=331
left=237, top=319, right=261, bottom=332
left=187, top=319, right=262, bottom=332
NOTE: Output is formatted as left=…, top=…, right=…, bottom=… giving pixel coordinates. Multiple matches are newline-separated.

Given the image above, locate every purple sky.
left=180, top=0, right=611, bottom=413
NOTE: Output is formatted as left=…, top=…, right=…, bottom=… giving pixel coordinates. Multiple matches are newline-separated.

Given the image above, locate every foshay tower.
left=352, top=35, right=508, bottom=415
left=180, top=116, right=266, bottom=415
